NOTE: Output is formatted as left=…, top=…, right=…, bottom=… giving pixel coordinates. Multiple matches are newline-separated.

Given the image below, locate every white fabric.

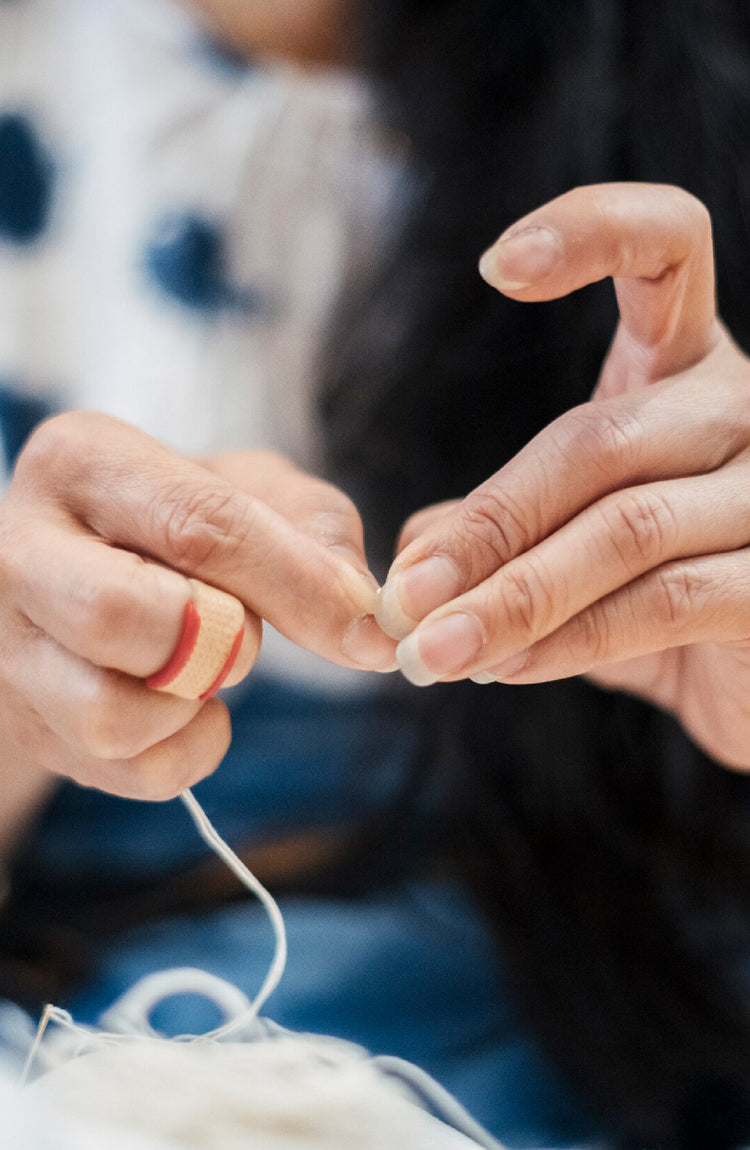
left=24, top=1037, right=495, bottom=1150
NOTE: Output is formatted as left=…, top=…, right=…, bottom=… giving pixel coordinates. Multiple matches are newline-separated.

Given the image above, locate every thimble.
left=146, top=579, right=245, bottom=700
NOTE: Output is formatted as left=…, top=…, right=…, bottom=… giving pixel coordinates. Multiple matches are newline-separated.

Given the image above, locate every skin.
left=0, top=424, right=395, bottom=852
left=184, top=0, right=354, bottom=65
left=2, top=6, right=747, bottom=845
left=0, top=0, right=360, bottom=855
left=7, top=178, right=748, bottom=846
left=378, top=182, right=750, bottom=773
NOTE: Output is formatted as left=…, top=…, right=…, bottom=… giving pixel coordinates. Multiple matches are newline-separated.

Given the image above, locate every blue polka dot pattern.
left=144, top=212, right=262, bottom=313
left=0, top=383, right=53, bottom=467
left=0, top=113, right=55, bottom=244
left=197, top=34, right=257, bottom=77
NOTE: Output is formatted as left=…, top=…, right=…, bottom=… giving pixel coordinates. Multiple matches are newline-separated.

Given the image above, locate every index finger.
left=478, top=182, right=718, bottom=382
left=377, top=183, right=732, bottom=640
left=16, top=413, right=394, bottom=671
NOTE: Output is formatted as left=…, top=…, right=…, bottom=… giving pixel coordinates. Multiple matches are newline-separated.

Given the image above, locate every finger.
left=15, top=414, right=395, bottom=671
left=197, top=451, right=397, bottom=672
left=396, top=500, right=461, bottom=554
left=392, top=462, right=750, bottom=685
left=1, top=522, right=262, bottom=690
left=145, top=579, right=255, bottom=700
left=377, top=354, right=750, bottom=640
left=201, top=450, right=370, bottom=569
left=480, top=550, right=750, bottom=698
left=2, top=619, right=206, bottom=762
left=478, top=182, right=719, bottom=381
left=59, top=699, right=233, bottom=801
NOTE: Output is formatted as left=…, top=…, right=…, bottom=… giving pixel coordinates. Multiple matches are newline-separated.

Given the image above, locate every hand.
left=377, top=182, right=750, bottom=771
left=0, top=414, right=394, bottom=804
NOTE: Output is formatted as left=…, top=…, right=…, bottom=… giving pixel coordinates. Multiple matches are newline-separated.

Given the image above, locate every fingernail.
left=376, top=556, right=461, bottom=641
left=341, top=614, right=398, bottom=671
left=479, top=226, right=561, bottom=290
left=470, top=671, right=496, bottom=685
left=487, top=649, right=529, bottom=680
left=339, top=565, right=380, bottom=616
left=396, top=612, right=484, bottom=687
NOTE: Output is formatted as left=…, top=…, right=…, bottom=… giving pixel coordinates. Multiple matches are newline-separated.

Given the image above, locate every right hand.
left=0, top=412, right=395, bottom=802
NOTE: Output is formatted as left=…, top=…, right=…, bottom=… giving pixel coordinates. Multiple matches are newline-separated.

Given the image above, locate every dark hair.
left=322, top=2, right=750, bottom=1146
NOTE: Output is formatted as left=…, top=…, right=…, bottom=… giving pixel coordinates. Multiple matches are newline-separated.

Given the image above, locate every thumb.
left=479, top=182, right=719, bottom=394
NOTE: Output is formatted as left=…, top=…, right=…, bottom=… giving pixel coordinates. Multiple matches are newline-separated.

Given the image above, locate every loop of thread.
left=22, top=789, right=287, bottom=1081
left=18, top=790, right=508, bottom=1150
left=100, top=967, right=254, bottom=1039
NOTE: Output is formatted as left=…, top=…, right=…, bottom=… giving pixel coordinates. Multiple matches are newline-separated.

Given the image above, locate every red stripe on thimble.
left=199, top=624, right=245, bottom=700
left=146, top=600, right=201, bottom=690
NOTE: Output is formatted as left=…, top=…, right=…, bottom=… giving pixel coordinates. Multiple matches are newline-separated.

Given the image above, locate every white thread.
left=16, top=790, right=508, bottom=1150
left=372, top=1055, right=507, bottom=1150
left=177, top=788, right=287, bottom=1036
left=100, top=967, right=255, bottom=1040
left=21, top=789, right=287, bottom=1080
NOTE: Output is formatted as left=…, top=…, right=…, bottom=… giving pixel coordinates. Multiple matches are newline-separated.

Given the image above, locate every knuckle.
left=599, top=488, right=678, bottom=572
left=13, top=411, right=98, bottom=487
left=670, top=187, right=712, bottom=243
left=499, top=558, right=555, bottom=641
left=554, top=403, right=645, bottom=479
left=458, top=488, right=533, bottom=572
left=568, top=599, right=619, bottom=667
left=152, top=482, right=253, bottom=571
left=13, top=415, right=69, bottom=486
left=654, top=562, right=702, bottom=631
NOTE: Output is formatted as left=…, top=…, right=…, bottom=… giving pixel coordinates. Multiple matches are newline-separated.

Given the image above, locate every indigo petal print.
left=0, top=382, right=53, bottom=467
left=0, top=112, right=55, bottom=244
left=144, top=212, right=262, bottom=313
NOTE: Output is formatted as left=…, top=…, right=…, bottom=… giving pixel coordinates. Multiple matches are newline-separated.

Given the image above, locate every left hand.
left=376, top=182, right=750, bottom=771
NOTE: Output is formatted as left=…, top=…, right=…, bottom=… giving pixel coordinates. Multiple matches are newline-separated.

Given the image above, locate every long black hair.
left=322, top=3, right=750, bottom=1146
